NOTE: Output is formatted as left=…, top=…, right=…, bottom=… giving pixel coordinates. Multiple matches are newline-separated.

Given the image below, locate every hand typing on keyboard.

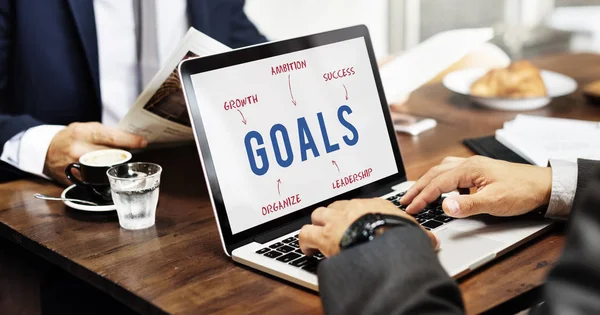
left=298, top=198, right=439, bottom=258
left=255, top=234, right=325, bottom=274
left=399, top=156, right=552, bottom=218
left=387, top=191, right=454, bottom=230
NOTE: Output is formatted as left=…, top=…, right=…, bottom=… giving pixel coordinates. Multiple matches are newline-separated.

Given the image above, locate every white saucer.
left=61, top=184, right=116, bottom=212
left=443, top=68, right=578, bottom=111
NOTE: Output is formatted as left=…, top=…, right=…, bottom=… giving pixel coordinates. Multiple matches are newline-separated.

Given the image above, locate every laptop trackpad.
left=435, top=228, right=505, bottom=276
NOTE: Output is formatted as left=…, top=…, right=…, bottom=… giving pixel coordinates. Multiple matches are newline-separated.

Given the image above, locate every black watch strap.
left=339, top=213, right=417, bottom=249
left=379, top=214, right=417, bottom=227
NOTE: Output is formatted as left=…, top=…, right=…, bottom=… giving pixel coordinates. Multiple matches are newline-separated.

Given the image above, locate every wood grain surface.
left=1, top=53, right=599, bottom=314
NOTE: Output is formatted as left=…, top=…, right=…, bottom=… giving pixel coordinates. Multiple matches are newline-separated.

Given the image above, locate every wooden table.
left=1, top=53, right=600, bottom=314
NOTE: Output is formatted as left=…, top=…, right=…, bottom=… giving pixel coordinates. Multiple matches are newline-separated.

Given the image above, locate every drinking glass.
left=107, top=162, right=162, bottom=230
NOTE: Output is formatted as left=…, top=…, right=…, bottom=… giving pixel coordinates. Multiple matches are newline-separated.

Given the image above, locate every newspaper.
left=118, top=27, right=230, bottom=145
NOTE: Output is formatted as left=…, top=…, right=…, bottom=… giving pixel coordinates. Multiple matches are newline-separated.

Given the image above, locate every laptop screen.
left=188, top=36, right=399, bottom=235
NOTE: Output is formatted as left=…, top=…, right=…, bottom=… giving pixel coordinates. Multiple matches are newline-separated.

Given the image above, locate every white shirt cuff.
left=546, top=159, right=578, bottom=220
left=5, top=125, right=65, bottom=179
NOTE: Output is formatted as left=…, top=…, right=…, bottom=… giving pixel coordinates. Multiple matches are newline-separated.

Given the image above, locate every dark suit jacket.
left=0, top=0, right=266, bottom=181
left=318, top=159, right=600, bottom=314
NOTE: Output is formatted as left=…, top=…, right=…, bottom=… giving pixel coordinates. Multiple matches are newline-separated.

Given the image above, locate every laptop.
left=178, top=25, right=552, bottom=291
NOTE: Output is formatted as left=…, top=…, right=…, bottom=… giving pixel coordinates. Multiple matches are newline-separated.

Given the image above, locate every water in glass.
left=112, top=185, right=159, bottom=230
left=107, top=163, right=162, bottom=230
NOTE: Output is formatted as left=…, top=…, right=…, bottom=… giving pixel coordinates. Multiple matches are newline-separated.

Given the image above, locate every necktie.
left=133, top=0, right=159, bottom=92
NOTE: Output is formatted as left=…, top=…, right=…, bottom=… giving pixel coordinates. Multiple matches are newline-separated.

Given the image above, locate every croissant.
left=470, top=60, right=547, bottom=98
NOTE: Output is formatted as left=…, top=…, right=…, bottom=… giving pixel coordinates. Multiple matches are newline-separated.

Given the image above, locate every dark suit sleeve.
left=0, top=0, right=44, bottom=155
left=227, top=0, right=267, bottom=48
left=533, top=163, right=600, bottom=314
left=318, top=224, right=464, bottom=315
left=571, top=159, right=600, bottom=211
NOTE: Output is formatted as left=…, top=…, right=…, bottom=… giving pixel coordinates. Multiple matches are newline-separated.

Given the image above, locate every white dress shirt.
left=0, top=0, right=187, bottom=178
left=546, top=159, right=578, bottom=219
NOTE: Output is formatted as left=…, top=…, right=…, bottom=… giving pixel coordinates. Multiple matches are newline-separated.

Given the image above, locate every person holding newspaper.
left=0, top=0, right=266, bottom=184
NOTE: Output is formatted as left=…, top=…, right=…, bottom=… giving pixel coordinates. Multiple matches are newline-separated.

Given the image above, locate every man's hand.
left=400, top=156, right=552, bottom=218
left=298, top=198, right=439, bottom=257
left=44, top=122, right=147, bottom=185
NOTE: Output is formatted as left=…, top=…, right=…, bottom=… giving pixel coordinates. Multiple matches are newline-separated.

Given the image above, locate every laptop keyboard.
left=386, top=191, right=454, bottom=231
left=256, top=234, right=324, bottom=274
left=256, top=191, right=454, bottom=273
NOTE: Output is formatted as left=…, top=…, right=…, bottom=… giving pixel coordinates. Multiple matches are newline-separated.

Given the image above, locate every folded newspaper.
left=118, top=27, right=230, bottom=145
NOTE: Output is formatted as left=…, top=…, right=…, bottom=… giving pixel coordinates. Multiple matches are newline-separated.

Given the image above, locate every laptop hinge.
left=253, top=216, right=311, bottom=244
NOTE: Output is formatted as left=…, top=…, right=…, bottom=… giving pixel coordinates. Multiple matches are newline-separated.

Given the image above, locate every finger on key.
left=406, top=167, right=472, bottom=213
left=402, top=160, right=462, bottom=211
left=298, top=224, right=325, bottom=256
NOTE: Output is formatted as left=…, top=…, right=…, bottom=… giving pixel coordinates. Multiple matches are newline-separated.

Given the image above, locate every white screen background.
left=191, top=38, right=398, bottom=234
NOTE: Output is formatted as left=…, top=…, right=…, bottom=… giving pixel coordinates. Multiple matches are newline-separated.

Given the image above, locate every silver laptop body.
left=179, top=25, right=552, bottom=291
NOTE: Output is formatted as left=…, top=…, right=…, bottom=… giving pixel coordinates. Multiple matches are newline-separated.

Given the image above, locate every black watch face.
left=340, top=225, right=361, bottom=248
left=340, top=214, right=377, bottom=248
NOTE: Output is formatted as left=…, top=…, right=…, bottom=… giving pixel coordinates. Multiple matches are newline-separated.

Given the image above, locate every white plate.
left=443, top=68, right=578, bottom=111
left=61, top=184, right=116, bottom=212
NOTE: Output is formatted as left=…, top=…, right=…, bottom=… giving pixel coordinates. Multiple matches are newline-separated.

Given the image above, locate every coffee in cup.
left=65, top=149, right=132, bottom=201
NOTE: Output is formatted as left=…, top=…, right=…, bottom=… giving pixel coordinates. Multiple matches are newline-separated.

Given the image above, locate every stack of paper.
left=495, top=115, right=600, bottom=166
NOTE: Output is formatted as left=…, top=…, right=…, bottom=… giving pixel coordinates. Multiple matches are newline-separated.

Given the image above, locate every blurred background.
left=245, top=0, right=600, bottom=59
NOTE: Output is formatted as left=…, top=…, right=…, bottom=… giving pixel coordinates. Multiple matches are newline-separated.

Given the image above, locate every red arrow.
left=277, top=179, right=282, bottom=195
left=288, top=74, right=297, bottom=106
left=237, top=109, right=247, bottom=125
left=332, top=160, right=340, bottom=173
left=343, top=84, right=348, bottom=100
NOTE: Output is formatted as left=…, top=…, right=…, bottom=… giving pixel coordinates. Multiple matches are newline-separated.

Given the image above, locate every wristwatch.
left=339, top=213, right=417, bottom=249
